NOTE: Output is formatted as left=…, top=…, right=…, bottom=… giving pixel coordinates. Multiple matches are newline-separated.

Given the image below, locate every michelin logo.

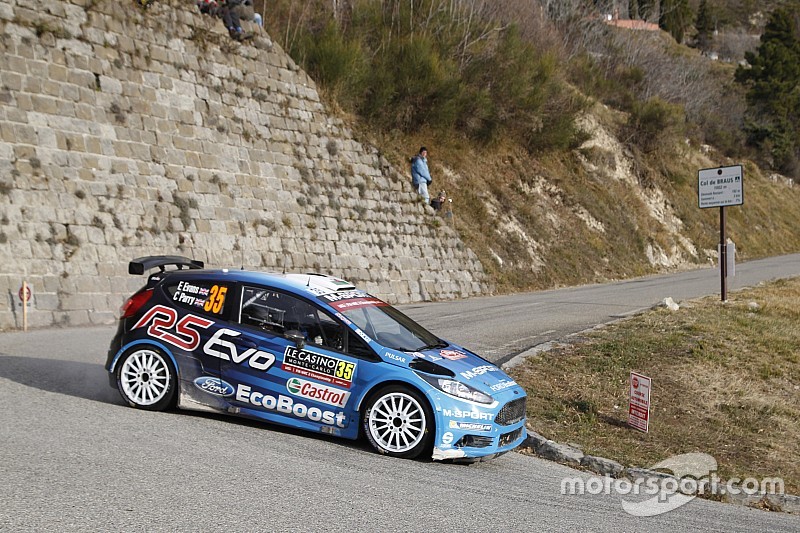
left=448, top=421, right=492, bottom=432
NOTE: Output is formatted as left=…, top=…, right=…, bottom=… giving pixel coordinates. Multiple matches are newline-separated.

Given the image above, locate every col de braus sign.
left=698, top=165, right=744, bottom=209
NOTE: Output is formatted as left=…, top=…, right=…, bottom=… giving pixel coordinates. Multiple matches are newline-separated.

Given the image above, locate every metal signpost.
left=698, top=165, right=744, bottom=301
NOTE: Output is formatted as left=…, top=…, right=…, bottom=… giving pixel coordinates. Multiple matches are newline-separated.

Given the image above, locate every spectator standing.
left=411, top=146, right=432, bottom=204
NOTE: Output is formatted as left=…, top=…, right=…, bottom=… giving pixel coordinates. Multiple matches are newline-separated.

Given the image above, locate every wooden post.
left=22, top=280, right=28, bottom=332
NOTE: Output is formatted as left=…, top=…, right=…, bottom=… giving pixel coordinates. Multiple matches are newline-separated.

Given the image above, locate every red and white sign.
left=439, top=349, right=467, bottom=361
left=328, top=297, right=385, bottom=311
left=286, top=377, right=350, bottom=408
left=628, top=372, right=651, bottom=433
left=18, top=284, right=32, bottom=303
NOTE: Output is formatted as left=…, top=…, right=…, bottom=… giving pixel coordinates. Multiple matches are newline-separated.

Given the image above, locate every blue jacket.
left=411, top=156, right=432, bottom=186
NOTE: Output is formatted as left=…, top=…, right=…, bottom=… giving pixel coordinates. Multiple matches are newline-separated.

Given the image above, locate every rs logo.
left=133, top=305, right=213, bottom=350
left=203, top=328, right=276, bottom=371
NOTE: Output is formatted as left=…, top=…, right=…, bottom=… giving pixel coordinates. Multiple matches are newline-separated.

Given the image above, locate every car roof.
left=161, top=268, right=359, bottom=299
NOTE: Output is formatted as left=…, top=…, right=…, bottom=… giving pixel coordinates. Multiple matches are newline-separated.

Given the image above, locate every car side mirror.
left=285, top=330, right=305, bottom=349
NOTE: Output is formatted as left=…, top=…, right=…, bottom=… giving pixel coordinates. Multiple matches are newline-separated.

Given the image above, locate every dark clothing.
left=222, top=5, right=241, bottom=32
left=197, top=0, right=219, bottom=16
left=220, top=0, right=247, bottom=32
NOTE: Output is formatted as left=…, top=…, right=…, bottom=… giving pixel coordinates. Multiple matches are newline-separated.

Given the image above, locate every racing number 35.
left=204, top=285, right=227, bottom=314
left=335, top=360, right=354, bottom=381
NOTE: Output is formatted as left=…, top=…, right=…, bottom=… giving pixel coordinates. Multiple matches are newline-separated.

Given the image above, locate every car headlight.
left=416, top=373, right=494, bottom=404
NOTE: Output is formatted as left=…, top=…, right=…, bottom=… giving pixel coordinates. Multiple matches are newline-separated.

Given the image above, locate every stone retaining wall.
left=0, top=0, right=488, bottom=330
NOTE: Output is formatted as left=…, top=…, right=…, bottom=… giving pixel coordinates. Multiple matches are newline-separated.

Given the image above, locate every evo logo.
left=203, top=328, right=275, bottom=371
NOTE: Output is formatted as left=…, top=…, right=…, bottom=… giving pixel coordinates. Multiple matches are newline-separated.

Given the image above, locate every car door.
left=159, top=277, right=236, bottom=406
left=220, top=284, right=361, bottom=434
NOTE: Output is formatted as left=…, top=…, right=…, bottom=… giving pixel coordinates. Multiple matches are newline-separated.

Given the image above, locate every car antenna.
left=240, top=241, right=244, bottom=270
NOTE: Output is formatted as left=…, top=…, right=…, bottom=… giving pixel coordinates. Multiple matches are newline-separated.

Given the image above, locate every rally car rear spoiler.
left=128, top=256, right=205, bottom=275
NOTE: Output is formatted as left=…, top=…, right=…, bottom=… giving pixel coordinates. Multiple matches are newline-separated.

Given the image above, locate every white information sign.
left=698, top=165, right=743, bottom=208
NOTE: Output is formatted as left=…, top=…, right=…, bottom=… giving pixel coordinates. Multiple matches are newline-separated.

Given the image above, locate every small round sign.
left=19, top=285, right=31, bottom=302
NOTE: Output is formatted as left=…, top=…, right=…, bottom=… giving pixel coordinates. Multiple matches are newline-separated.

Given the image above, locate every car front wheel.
left=363, top=385, right=433, bottom=459
left=116, top=346, right=177, bottom=411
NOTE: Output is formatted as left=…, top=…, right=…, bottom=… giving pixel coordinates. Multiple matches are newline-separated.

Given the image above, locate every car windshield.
left=337, top=300, right=443, bottom=352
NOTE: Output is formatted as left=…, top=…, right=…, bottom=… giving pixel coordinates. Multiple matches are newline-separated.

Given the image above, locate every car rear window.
left=165, top=279, right=230, bottom=317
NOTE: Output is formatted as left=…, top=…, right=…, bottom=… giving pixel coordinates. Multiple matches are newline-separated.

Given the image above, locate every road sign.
left=628, top=372, right=651, bottom=433
left=698, top=165, right=743, bottom=209
left=18, top=284, right=32, bottom=302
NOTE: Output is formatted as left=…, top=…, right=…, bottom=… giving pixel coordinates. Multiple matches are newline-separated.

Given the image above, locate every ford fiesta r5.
left=105, top=256, right=527, bottom=461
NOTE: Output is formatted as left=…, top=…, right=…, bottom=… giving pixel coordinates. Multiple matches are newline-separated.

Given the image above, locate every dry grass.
left=509, top=277, right=800, bottom=493
left=371, top=117, right=800, bottom=296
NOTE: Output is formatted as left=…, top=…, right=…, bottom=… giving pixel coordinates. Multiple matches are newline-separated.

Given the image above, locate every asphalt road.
left=400, top=253, right=800, bottom=365
left=1, top=254, right=799, bottom=531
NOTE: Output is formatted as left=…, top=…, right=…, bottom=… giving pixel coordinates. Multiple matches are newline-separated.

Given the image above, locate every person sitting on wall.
left=197, top=0, right=220, bottom=16
left=219, top=0, right=252, bottom=41
left=430, top=190, right=447, bottom=211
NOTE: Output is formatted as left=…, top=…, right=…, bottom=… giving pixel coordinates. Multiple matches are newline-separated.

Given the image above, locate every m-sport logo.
left=286, top=377, right=350, bottom=408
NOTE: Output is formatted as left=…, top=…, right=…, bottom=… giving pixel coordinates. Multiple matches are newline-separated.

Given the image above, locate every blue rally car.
left=105, top=256, right=527, bottom=461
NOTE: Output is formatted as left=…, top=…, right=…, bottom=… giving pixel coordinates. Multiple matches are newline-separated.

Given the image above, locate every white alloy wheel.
left=367, top=391, right=427, bottom=455
left=119, top=348, right=173, bottom=408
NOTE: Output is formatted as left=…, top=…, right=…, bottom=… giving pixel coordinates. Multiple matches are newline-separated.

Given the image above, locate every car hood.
left=384, top=344, right=518, bottom=396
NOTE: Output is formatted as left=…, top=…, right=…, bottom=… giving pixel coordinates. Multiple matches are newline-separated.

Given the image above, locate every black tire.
left=115, top=346, right=177, bottom=411
left=362, top=385, right=434, bottom=459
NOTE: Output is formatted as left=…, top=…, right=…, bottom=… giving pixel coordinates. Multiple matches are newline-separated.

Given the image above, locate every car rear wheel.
left=363, top=385, right=433, bottom=459
left=116, top=346, right=177, bottom=411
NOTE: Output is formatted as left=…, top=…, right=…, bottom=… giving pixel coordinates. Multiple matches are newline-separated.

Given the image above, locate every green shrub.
left=294, top=21, right=365, bottom=104
left=626, top=97, right=686, bottom=154
left=361, top=34, right=463, bottom=132
left=568, top=54, right=643, bottom=112
left=271, top=2, right=581, bottom=151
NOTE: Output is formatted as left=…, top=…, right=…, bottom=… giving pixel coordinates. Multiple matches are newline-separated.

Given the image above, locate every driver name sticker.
left=282, top=346, right=356, bottom=388
left=173, top=281, right=227, bottom=315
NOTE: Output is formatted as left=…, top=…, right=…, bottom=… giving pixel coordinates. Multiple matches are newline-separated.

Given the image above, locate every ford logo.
left=193, top=376, right=235, bottom=397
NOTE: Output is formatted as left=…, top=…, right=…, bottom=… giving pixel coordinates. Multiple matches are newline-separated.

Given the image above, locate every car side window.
left=165, top=280, right=230, bottom=318
left=239, top=286, right=345, bottom=352
left=347, top=333, right=376, bottom=360
left=240, top=287, right=287, bottom=334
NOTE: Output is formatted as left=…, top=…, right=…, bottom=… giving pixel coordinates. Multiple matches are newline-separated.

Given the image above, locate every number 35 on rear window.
left=203, top=285, right=227, bottom=314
